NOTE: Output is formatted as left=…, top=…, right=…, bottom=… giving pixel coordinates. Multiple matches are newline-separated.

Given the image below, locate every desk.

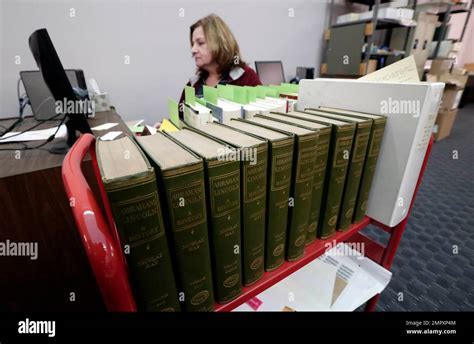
left=0, top=110, right=132, bottom=311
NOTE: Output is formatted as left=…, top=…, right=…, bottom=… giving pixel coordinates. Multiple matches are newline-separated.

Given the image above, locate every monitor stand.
left=47, top=139, right=69, bottom=154
left=47, top=116, right=92, bottom=155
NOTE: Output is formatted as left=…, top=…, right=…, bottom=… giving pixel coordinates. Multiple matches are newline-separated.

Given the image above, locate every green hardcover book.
left=136, top=132, right=214, bottom=311
left=197, top=122, right=268, bottom=286
left=164, top=128, right=242, bottom=304
left=227, top=119, right=295, bottom=271
left=262, top=112, right=332, bottom=244
left=298, top=109, right=372, bottom=230
left=247, top=116, right=319, bottom=261
left=316, top=106, right=387, bottom=222
left=96, top=136, right=180, bottom=311
left=284, top=111, right=356, bottom=239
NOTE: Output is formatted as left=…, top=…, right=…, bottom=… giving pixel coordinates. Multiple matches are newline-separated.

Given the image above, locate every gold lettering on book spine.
left=271, top=150, right=293, bottom=191
left=113, top=191, right=165, bottom=247
left=352, top=132, right=371, bottom=162
left=167, top=179, right=206, bottom=232
left=243, top=153, right=267, bottom=203
left=368, top=128, right=385, bottom=157
left=209, top=169, right=240, bottom=217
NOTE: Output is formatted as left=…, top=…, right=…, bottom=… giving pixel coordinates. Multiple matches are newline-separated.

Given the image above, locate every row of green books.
left=96, top=106, right=386, bottom=312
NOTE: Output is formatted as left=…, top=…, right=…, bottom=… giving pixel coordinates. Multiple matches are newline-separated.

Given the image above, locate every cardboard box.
left=441, top=86, right=464, bottom=110
left=433, top=108, right=458, bottom=141
left=439, top=73, right=469, bottom=88
left=452, top=42, right=463, bottom=52
left=430, top=58, right=453, bottom=76
left=464, top=63, right=474, bottom=72
left=426, top=73, right=438, bottom=82
left=359, top=59, right=377, bottom=75
left=452, top=67, right=467, bottom=75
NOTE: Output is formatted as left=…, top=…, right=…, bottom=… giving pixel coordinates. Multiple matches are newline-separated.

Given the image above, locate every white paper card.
left=0, top=125, right=67, bottom=143
left=100, top=131, right=123, bottom=141
left=91, top=122, right=119, bottom=131
left=146, top=125, right=157, bottom=135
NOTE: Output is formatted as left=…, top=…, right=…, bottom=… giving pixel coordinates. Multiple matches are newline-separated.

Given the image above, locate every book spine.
left=305, top=129, right=331, bottom=244
left=160, top=164, right=215, bottom=311
left=206, top=160, right=243, bottom=303
left=286, top=133, right=318, bottom=261
left=265, top=138, right=294, bottom=271
left=105, top=171, right=181, bottom=311
left=337, top=123, right=372, bottom=230
left=353, top=119, right=387, bottom=222
left=241, top=145, right=268, bottom=286
left=318, top=127, right=355, bottom=239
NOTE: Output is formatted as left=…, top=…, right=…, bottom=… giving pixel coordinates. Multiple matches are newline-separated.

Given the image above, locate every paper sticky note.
left=255, top=86, right=267, bottom=99
left=245, top=86, right=257, bottom=102
left=145, top=125, right=158, bottom=135
left=195, top=97, right=206, bottom=106
left=234, top=86, right=248, bottom=104
left=168, top=98, right=180, bottom=128
left=203, top=86, right=218, bottom=105
left=159, top=119, right=179, bottom=132
left=281, top=83, right=299, bottom=94
left=217, top=85, right=233, bottom=101
left=260, top=86, right=278, bottom=98
left=246, top=297, right=263, bottom=311
left=185, top=86, right=195, bottom=106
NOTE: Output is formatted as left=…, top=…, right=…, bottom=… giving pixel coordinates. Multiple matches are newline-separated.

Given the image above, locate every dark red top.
left=178, top=65, right=262, bottom=119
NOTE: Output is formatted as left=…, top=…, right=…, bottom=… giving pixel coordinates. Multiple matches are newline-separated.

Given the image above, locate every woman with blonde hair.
left=179, top=14, right=261, bottom=118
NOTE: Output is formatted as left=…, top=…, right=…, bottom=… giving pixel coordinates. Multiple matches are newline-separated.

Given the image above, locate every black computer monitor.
left=20, top=69, right=88, bottom=121
left=28, top=28, right=92, bottom=149
left=255, top=61, right=285, bottom=85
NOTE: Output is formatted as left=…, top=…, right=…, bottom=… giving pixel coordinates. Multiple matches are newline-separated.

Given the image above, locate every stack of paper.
left=233, top=243, right=392, bottom=312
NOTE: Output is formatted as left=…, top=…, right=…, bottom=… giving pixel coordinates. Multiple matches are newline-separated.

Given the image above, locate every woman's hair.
left=190, top=14, right=246, bottom=77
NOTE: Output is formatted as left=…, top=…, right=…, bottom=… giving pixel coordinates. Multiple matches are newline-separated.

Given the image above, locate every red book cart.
left=61, top=133, right=434, bottom=312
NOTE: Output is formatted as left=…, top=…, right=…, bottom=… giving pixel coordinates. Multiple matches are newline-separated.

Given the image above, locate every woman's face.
left=191, top=26, right=214, bottom=69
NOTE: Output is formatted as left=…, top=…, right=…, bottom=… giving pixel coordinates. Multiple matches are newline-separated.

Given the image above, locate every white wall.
left=0, top=0, right=332, bottom=125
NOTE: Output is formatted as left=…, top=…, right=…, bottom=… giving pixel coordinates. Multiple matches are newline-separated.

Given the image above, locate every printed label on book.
left=209, top=170, right=240, bottom=217
left=190, top=290, right=210, bottom=306
left=352, top=132, right=371, bottom=162
left=271, top=151, right=293, bottom=191
left=368, top=128, right=385, bottom=157
left=243, top=160, right=267, bottom=202
left=167, top=180, right=206, bottom=231
left=296, top=147, right=317, bottom=183
left=113, top=192, right=165, bottom=246
left=333, top=136, right=354, bottom=168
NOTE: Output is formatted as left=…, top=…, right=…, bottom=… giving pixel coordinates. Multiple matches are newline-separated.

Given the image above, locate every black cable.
left=0, top=111, right=64, bottom=142
left=0, top=77, right=86, bottom=151
left=0, top=78, right=27, bottom=137
left=0, top=114, right=67, bottom=151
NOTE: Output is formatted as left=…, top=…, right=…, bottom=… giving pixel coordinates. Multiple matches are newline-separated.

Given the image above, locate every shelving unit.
left=322, top=0, right=417, bottom=77
left=61, top=131, right=434, bottom=312
left=417, top=0, right=473, bottom=59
